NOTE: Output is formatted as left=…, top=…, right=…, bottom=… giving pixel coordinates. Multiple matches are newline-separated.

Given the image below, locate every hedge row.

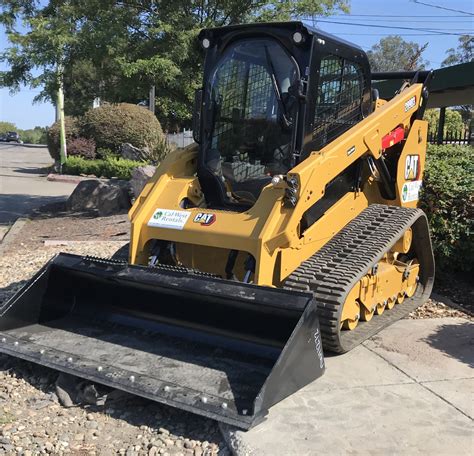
left=62, top=156, right=144, bottom=181
left=420, top=144, right=473, bottom=273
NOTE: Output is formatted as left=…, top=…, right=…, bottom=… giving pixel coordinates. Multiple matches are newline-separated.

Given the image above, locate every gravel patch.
left=409, top=298, right=473, bottom=321
left=0, top=354, right=227, bottom=455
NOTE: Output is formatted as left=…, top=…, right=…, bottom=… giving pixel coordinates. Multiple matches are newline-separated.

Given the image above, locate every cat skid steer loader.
left=0, top=22, right=434, bottom=429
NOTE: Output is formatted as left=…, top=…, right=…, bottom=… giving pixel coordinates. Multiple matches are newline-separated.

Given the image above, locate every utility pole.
left=149, top=85, right=156, bottom=114
left=57, top=64, right=67, bottom=171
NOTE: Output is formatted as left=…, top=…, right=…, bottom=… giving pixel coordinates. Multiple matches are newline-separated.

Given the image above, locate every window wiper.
left=263, top=45, right=292, bottom=128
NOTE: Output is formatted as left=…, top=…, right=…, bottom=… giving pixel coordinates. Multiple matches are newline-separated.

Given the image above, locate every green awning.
left=373, top=61, right=474, bottom=108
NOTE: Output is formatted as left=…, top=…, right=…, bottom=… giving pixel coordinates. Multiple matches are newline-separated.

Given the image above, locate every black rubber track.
left=284, top=204, right=435, bottom=353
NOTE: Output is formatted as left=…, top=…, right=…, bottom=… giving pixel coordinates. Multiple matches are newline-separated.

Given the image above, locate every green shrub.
left=63, top=156, right=143, bottom=180
left=19, top=129, right=37, bottom=144
left=47, top=116, right=81, bottom=160
left=420, top=144, right=473, bottom=273
left=81, top=103, right=166, bottom=160
left=96, top=147, right=115, bottom=159
left=18, top=127, right=48, bottom=144
left=68, top=137, right=96, bottom=159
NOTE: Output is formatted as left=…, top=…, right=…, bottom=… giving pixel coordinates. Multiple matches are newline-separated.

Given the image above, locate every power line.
left=328, top=14, right=472, bottom=18
left=325, top=18, right=474, bottom=23
left=308, top=19, right=471, bottom=36
left=333, top=33, right=465, bottom=36
left=411, top=0, right=474, bottom=16
left=319, top=21, right=473, bottom=31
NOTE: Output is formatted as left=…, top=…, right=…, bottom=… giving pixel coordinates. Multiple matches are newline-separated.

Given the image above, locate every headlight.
left=293, top=32, right=304, bottom=44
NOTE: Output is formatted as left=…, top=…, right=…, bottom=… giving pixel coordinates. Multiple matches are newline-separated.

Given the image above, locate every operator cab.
left=194, top=22, right=372, bottom=209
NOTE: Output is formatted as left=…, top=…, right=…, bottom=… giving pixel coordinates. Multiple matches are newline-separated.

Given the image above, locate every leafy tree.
left=0, top=120, right=17, bottom=134
left=18, top=126, right=48, bottom=144
left=62, top=59, right=101, bottom=117
left=0, top=0, right=79, bottom=103
left=367, top=35, right=429, bottom=72
left=423, top=108, right=464, bottom=136
left=442, top=35, right=473, bottom=67
left=0, top=0, right=349, bottom=129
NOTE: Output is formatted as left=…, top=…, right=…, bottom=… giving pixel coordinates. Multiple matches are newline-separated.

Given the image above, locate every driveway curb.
left=46, top=174, right=91, bottom=184
left=0, top=218, right=29, bottom=254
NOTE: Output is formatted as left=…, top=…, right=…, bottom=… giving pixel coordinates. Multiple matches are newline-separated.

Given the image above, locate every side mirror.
left=192, top=88, right=203, bottom=144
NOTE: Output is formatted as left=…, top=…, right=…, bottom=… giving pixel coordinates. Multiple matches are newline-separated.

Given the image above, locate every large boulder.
left=130, top=165, right=156, bottom=198
left=67, top=179, right=131, bottom=216
left=120, top=143, right=150, bottom=162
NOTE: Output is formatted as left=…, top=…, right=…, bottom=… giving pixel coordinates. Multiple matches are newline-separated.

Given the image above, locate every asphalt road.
left=0, top=143, right=77, bottom=225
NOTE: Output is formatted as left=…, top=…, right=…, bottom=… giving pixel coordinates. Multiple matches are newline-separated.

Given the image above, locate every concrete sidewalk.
left=221, top=318, right=473, bottom=456
left=0, top=144, right=76, bottom=224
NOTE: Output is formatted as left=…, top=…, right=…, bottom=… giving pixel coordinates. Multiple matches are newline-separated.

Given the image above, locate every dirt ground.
left=0, top=208, right=472, bottom=455
left=10, top=204, right=130, bottom=246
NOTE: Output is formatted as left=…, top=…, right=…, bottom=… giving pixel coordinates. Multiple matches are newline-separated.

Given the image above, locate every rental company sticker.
left=148, top=209, right=191, bottom=230
left=401, top=180, right=422, bottom=203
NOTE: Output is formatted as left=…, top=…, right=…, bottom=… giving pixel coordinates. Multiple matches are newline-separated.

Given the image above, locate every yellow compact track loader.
left=0, top=22, right=434, bottom=429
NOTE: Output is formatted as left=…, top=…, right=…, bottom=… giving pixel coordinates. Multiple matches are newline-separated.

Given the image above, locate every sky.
left=0, top=0, right=472, bottom=129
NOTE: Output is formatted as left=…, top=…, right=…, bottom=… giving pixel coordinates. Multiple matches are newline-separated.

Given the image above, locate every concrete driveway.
left=221, top=318, right=473, bottom=455
left=0, top=143, right=76, bottom=225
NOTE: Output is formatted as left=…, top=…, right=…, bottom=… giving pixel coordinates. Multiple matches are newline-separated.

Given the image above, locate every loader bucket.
left=0, top=253, right=324, bottom=429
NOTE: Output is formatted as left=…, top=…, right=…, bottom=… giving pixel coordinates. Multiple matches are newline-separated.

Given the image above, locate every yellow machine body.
left=129, top=84, right=427, bottom=287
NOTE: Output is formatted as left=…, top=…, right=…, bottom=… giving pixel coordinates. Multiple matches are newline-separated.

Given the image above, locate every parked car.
left=0, top=134, right=7, bottom=142
left=6, top=131, right=23, bottom=144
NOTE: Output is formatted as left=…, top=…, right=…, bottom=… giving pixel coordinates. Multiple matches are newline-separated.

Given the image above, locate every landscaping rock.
left=67, top=179, right=131, bottom=216
left=121, top=143, right=150, bottom=162
left=130, top=165, right=156, bottom=198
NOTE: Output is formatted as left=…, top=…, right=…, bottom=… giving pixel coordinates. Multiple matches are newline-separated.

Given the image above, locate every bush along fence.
left=419, top=144, right=473, bottom=274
